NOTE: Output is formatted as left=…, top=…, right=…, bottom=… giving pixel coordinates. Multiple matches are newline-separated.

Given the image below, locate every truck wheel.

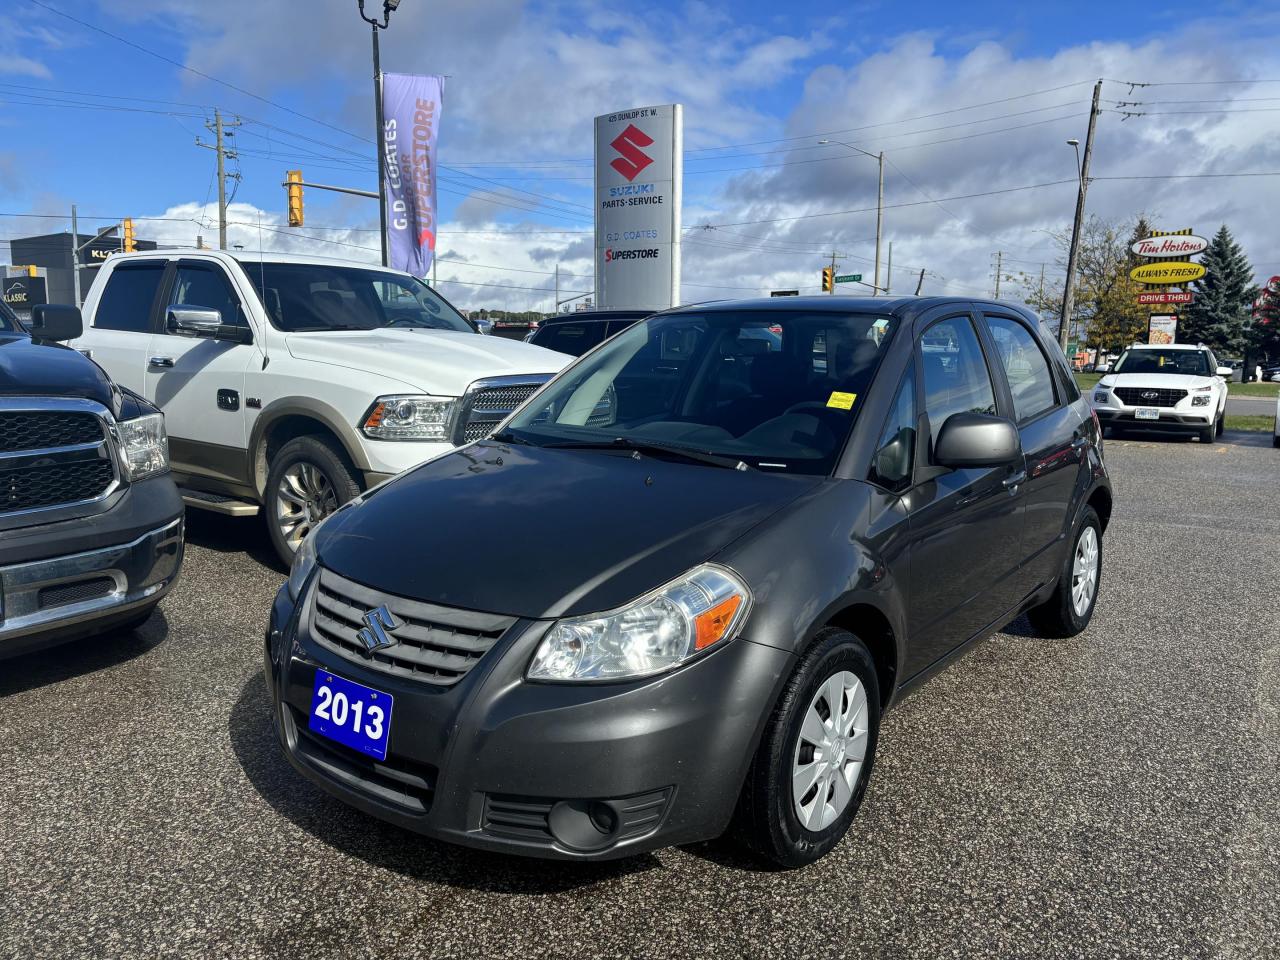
left=733, top=627, right=880, bottom=868
left=265, top=435, right=361, bottom=566
left=1027, top=505, right=1102, bottom=639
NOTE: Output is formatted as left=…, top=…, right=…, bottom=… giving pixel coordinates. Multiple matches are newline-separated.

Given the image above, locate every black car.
left=525, top=310, right=650, bottom=356
left=1, top=302, right=184, bottom=660
left=265, top=296, right=1111, bottom=866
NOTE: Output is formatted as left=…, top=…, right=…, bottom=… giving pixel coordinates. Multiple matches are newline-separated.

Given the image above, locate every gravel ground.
left=2, top=433, right=1277, bottom=960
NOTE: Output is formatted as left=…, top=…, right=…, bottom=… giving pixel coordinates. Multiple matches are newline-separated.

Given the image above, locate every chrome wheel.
left=792, top=670, right=869, bottom=832
left=275, top=461, right=337, bottom=553
left=1071, top=525, right=1099, bottom=617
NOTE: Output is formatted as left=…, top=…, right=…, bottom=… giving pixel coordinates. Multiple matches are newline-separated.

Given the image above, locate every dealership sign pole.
left=594, top=105, right=683, bottom=311
left=382, top=73, right=445, bottom=278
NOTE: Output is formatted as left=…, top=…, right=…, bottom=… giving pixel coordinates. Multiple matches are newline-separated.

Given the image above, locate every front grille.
left=37, top=577, right=116, bottom=609
left=0, top=411, right=104, bottom=453
left=452, top=376, right=551, bottom=445
left=286, top=705, right=436, bottom=814
left=1114, top=387, right=1187, bottom=408
left=2, top=458, right=115, bottom=514
left=308, top=567, right=516, bottom=686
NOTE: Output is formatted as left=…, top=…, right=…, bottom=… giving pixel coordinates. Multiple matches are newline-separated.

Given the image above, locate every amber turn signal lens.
left=364, top=402, right=386, bottom=428
left=694, top=594, right=744, bottom=650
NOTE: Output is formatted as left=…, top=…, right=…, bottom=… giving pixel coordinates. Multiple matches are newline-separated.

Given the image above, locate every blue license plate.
left=309, top=669, right=394, bottom=761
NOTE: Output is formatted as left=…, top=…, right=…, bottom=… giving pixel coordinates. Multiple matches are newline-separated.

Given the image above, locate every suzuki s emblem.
left=609, top=123, right=655, bottom=182
left=1141, top=390, right=1160, bottom=400
left=355, top=605, right=401, bottom=654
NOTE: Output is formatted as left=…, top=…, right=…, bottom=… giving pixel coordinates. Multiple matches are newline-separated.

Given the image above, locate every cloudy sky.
left=2, top=0, right=1279, bottom=311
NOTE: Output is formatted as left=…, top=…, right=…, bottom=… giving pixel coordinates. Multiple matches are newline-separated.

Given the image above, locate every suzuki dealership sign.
left=594, top=104, right=682, bottom=310
left=382, top=73, right=444, bottom=277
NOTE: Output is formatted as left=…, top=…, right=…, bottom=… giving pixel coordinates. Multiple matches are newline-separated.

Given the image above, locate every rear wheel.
left=733, top=628, right=880, bottom=868
left=265, top=435, right=361, bottom=566
left=1028, top=505, right=1102, bottom=638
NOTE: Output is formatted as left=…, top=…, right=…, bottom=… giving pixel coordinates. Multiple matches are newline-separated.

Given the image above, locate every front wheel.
left=265, top=435, right=361, bottom=566
left=733, top=628, right=880, bottom=868
left=1215, top=413, right=1225, bottom=437
left=1200, top=422, right=1216, bottom=443
left=1027, top=505, right=1103, bottom=638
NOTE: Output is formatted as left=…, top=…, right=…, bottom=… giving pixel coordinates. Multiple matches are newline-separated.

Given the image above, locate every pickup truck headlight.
left=117, top=412, right=169, bottom=481
left=528, top=564, right=752, bottom=682
left=361, top=395, right=456, bottom=441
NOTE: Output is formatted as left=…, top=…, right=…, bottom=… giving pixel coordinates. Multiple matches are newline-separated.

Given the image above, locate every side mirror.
left=167, top=305, right=252, bottom=344
left=1216, top=366, right=1233, bottom=377
left=29, top=304, right=83, bottom=342
left=473, top=317, right=494, bottom=335
left=934, top=412, right=1021, bottom=468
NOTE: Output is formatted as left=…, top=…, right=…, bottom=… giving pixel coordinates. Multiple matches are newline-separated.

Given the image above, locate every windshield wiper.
left=490, top=430, right=532, bottom=446
left=543, top=437, right=752, bottom=471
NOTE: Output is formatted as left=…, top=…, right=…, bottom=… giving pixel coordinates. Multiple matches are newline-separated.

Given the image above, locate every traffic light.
left=286, top=170, right=304, bottom=227
left=821, top=267, right=834, bottom=292
left=122, top=217, right=136, bottom=252
left=24, top=264, right=36, bottom=277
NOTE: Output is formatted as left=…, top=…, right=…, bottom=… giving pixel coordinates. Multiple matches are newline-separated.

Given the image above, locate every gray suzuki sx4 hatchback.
left=264, top=296, right=1111, bottom=867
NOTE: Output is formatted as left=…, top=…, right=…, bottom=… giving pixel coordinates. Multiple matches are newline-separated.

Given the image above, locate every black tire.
left=265, top=435, right=361, bottom=566
left=1215, top=413, right=1225, bottom=437
left=1027, top=505, right=1103, bottom=639
left=1273, top=434, right=1280, bottom=448
left=1200, top=422, right=1215, bottom=443
left=733, top=628, right=880, bottom=868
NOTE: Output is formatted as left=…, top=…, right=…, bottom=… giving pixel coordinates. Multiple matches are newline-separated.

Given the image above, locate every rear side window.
left=920, top=316, right=997, bottom=451
left=95, top=263, right=165, bottom=333
left=533, top=322, right=609, bottom=357
left=984, top=315, right=1058, bottom=422
left=869, top=365, right=916, bottom=492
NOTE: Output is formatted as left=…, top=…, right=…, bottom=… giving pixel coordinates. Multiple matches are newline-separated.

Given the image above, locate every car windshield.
left=1113, top=348, right=1211, bottom=376
left=242, top=262, right=473, bottom=333
left=503, top=309, right=899, bottom=475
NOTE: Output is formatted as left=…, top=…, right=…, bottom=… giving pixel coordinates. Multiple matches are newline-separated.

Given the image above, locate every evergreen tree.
left=1179, top=225, right=1257, bottom=354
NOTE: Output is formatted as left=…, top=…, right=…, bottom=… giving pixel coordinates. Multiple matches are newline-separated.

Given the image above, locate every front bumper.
left=0, top=512, right=184, bottom=658
left=264, top=582, right=792, bottom=860
left=1093, top=406, right=1214, bottom=432
left=360, top=440, right=455, bottom=488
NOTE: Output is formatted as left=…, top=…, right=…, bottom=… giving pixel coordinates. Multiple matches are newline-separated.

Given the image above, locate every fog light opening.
left=547, top=799, right=621, bottom=852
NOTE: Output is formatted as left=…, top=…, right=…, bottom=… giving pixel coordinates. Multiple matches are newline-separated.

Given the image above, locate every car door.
left=76, top=259, right=168, bottom=395
left=981, top=312, right=1082, bottom=592
left=900, top=311, right=1026, bottom=675
left=145, top=259, right=261, bottom=488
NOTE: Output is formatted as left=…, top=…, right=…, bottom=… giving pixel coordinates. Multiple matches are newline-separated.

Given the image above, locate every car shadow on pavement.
left=183, top=509, right=286, bottom=574
left=228, top=672, right=662, bottom=893
left=0, top=608, right=171, bottom=697
left=1109, top=429, right=1274, bottom=449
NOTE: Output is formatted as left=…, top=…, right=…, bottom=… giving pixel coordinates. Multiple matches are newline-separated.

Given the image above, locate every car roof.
left=1126, top=342, right=1207, bottom=351
left=100, top=248, right=415, bottom=276
left=659, top=294, right=1038, bottom=318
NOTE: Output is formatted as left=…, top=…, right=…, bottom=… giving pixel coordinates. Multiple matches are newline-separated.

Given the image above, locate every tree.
left=1178, top=225, right=1258, bottom=354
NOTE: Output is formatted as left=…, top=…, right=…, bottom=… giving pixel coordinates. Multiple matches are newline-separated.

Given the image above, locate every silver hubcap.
left=792, top=670, right=869, bottom=832
left=1071, top=525, right=1099, bottom=617
left=275, top=462, right=337, bottom=553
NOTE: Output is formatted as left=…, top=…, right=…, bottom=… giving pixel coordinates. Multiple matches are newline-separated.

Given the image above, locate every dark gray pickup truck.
left=1, top=301, right=184, bottom=660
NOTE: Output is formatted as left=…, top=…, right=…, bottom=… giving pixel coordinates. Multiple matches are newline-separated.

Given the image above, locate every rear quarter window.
left=94, top=262, right=165, bottom=333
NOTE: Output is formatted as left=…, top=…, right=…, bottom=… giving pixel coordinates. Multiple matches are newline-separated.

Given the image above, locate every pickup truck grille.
left=1113, top=387, right=1187, bottom=408
left=452, top=376, right=551, bottom=445
left=0, top=403, right=117, bottom=517
left=307, top=567, right=517, bottom=687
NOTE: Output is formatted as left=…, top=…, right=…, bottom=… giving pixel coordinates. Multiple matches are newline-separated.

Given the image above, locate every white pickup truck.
left=75, top=250, right=568, bottom=563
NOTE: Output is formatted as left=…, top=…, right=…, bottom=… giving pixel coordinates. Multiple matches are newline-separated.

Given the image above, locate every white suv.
left=75, top=250, right=568, bottom=562
left=1091, top=343, right=1230, bottom=443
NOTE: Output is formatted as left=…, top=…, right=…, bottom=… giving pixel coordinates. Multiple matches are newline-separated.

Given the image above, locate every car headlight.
left=1093, top=390, right=1109, bottom=404
left=287, top=524, right=320, bottom=601
left=361, top=395, right=456, bottom=441
left=1191, top=395, right=1211, bottom=406
left=117, top=412, right=169, bottom=480
left=528, top=564, right=752, bottom=682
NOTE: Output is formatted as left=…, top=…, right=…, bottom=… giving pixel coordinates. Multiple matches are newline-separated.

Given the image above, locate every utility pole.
left=874, top=151, right=884, bottom=294
left=886, top=241, right=893, bottom=295
left=993, top=250, right=1003, bottom=299
left=1038, top=263, right=1046, bottom=307
left=1060, top=79, right=1103, bottom=349
left=197, top=108, right=241, bottom=250
left=71, top=204, right=81, bottom=309
left=915, top=269, right=925, bottom=296
left=555, top=263, right=560, bottom=313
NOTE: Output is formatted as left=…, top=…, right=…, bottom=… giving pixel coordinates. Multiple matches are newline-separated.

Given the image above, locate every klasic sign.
left=594, top=104, right=683, bottom=311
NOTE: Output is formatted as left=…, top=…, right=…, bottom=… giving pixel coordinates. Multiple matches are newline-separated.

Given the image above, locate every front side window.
left=242, top=262, right=472, bottom=333
left=869, top=365, right=916, bottom=492
left=0, top=298, right=19, bottom=332
left=920, top=316, right=997, bottom=452
left=95, top=262, right=165, bottom=333
left=504, top=310, right=899, bottom=475
left=1112, top=348, right=1211, bottom=376
left=985, top=315, right=1058, bottom=421
left=170, top=263, right=245, bottom=329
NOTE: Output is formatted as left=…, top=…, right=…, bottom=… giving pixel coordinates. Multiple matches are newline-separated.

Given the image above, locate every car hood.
left=1100, top=372, right=1215, bottom=391
left=315, top=440, right=821, bottom=620
left=0, top=333, right=117, bottom=408
left=284, top=329, right=569, bottom=395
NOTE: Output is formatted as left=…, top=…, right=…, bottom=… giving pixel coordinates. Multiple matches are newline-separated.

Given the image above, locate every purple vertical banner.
left=381, top=73, right=445, bottom=276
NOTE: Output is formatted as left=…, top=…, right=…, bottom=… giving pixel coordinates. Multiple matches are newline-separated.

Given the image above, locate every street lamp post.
left=820, top=139, right=884, bottom=294
left=356, top=0, right=402, bottom=268
left=1059, top=79, right=1103, bottom=350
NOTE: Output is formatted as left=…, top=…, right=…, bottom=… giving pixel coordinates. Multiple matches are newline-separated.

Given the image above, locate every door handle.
left=1003, top=470, right=1028, bottom=490
left=148, top=356, right=175, bottom=369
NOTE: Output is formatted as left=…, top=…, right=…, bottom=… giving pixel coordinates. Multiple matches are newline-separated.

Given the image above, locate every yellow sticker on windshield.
left=827, top=391, right=857, bottom=410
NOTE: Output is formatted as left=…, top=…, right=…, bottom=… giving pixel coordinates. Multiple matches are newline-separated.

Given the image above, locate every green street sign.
left=835, top=273, right=862, bottom=284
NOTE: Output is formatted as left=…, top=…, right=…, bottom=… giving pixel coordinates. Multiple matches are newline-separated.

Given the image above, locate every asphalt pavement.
left=2, top=434, right=1277, bottom=960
